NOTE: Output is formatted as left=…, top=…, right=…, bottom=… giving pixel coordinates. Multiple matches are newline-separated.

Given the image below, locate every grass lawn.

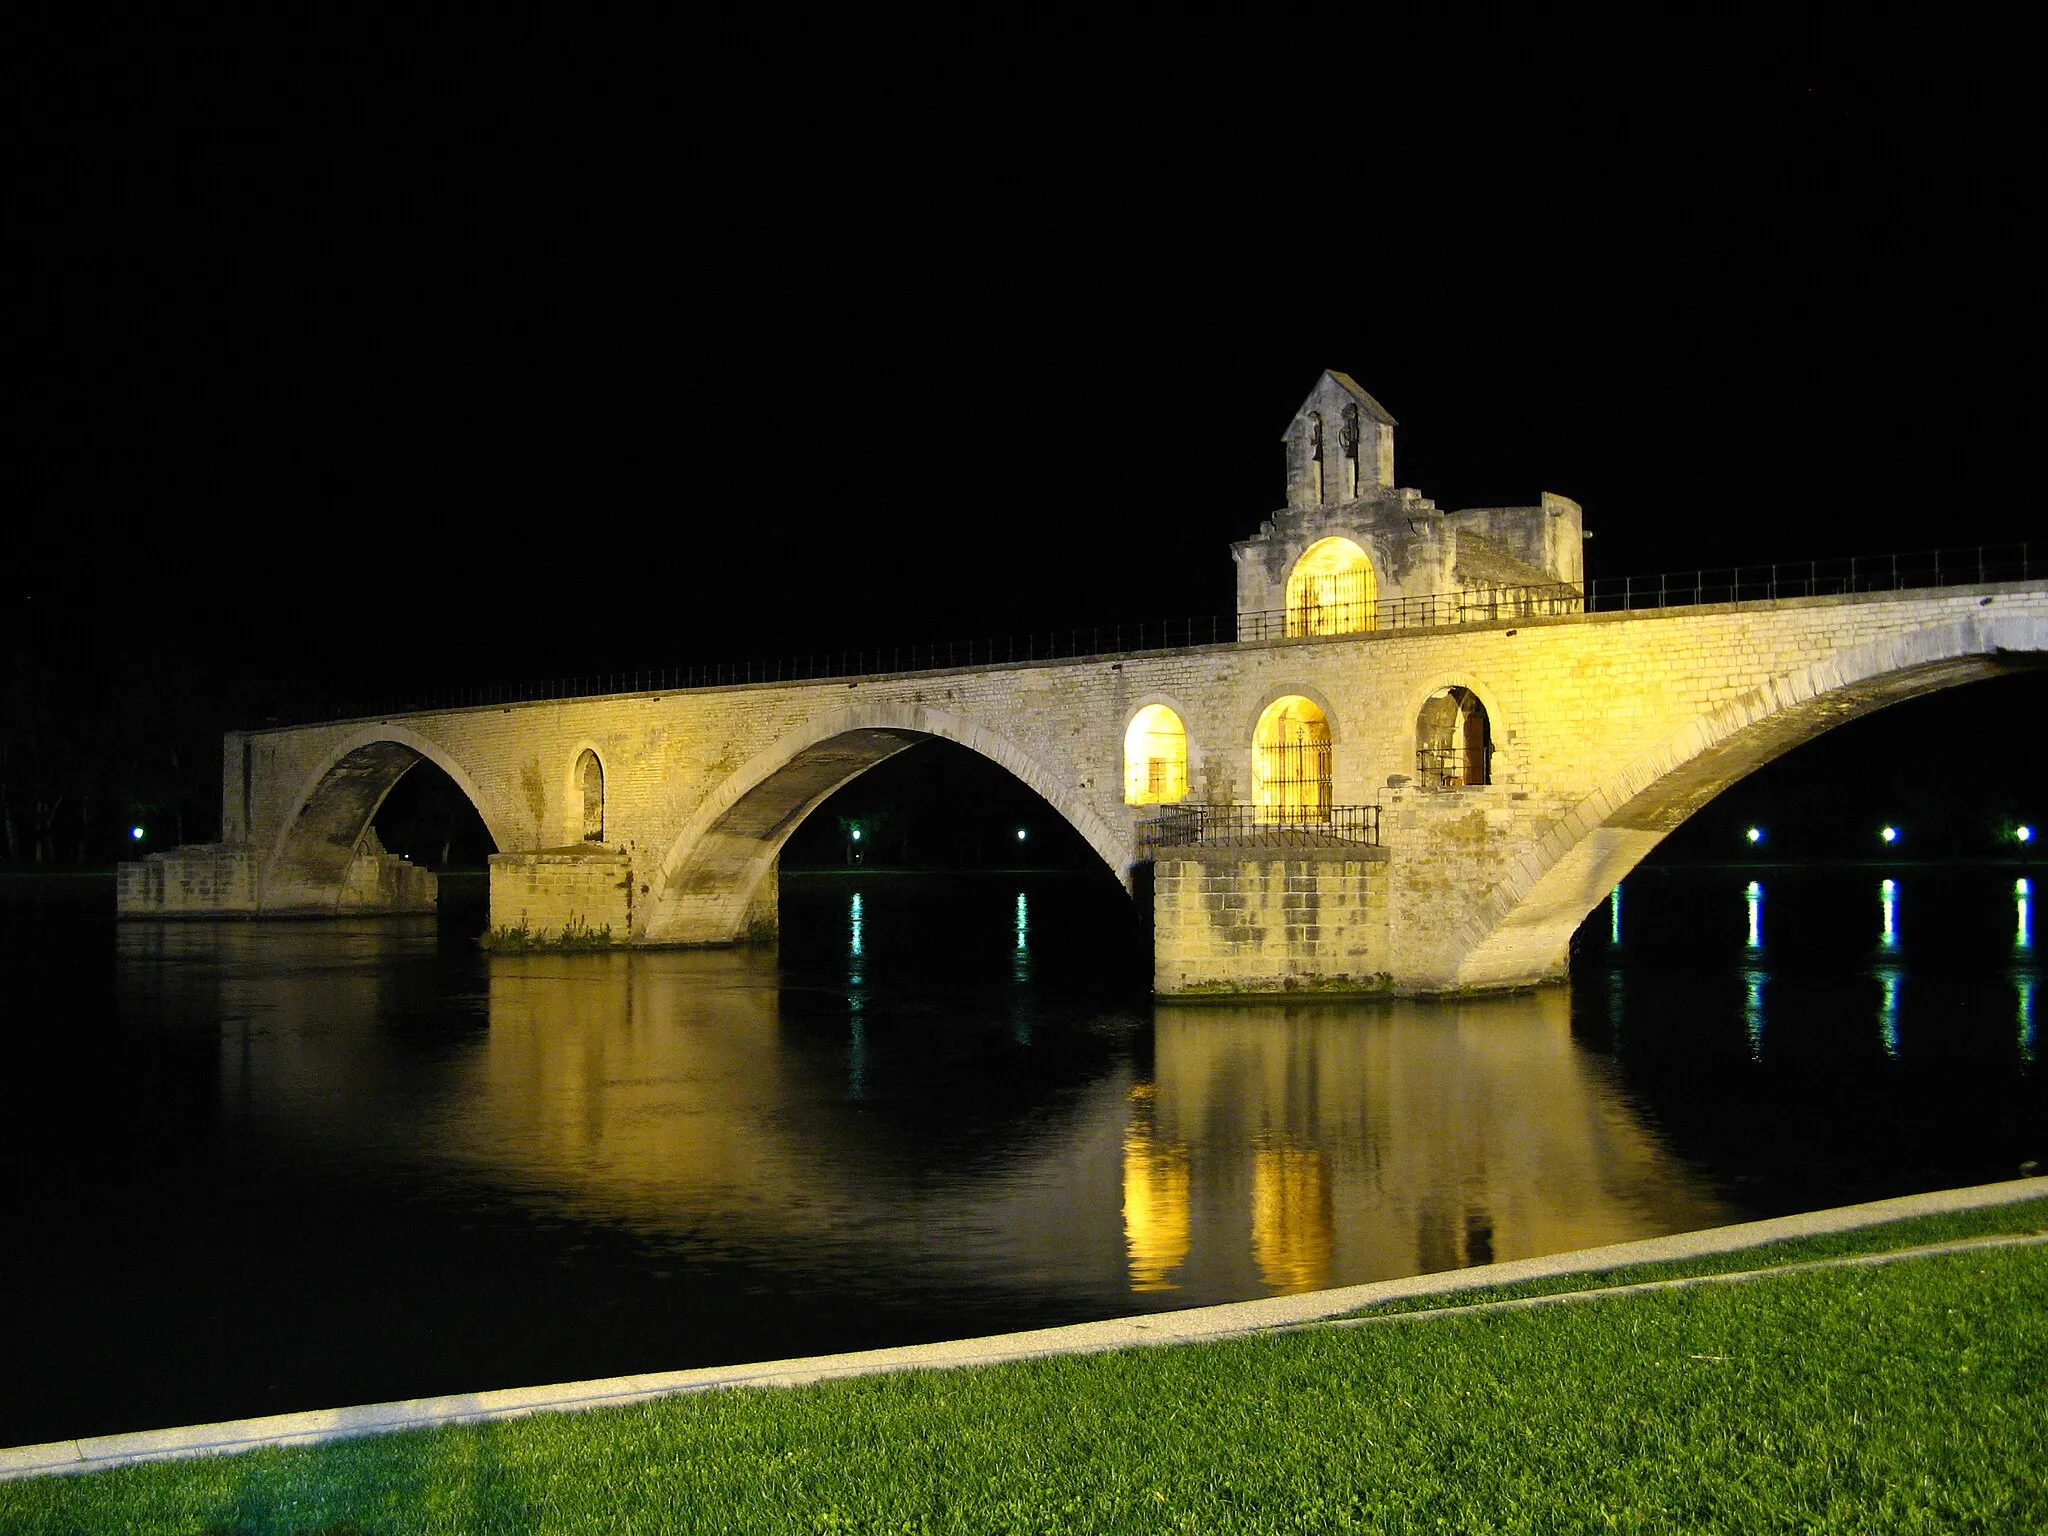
left=5, top=1200, right=2045, bottom=1535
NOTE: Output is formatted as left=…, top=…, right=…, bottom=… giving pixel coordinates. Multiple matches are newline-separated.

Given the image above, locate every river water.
left=1, top=864, right=2040, bottom=1446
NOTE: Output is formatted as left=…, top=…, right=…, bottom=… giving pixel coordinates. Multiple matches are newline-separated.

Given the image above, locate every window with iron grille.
left=1284, top=537, right=1378, bottom=638
left=1253, top=696, right=1332, bottom=821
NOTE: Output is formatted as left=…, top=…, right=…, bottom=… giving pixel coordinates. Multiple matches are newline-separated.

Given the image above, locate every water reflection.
left=1877, top=971, right=1902, bottom=1057
left=1873, top=879, right=1902, bottom=1056
left=1609, top=883, right=1623, bottom=946
left=1742, top=973, right=1766, bottom=1062
left=848, top=891, right=866, bottom=1095
left=12, top=866, right=2033, bottom=1447
left=1012, top=890, right=1031, bottom=991
left=1130, top=993, right=1726, bottom=1294
left=1122, top=1083, right=1189, bottom=1292
left=1739, top=881, right=1766, bottom=1061
left=2019, top=878, right=2033, bottom=952
left=1252, top=1146, right=1333, bottom=1293
left=109, top=926, right=1734, bottom=1309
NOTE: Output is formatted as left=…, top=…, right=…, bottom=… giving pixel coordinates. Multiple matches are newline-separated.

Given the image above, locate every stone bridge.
left=122, top=582, right=2048, bottom=994
left=119, top=373, right=2048, bottom=994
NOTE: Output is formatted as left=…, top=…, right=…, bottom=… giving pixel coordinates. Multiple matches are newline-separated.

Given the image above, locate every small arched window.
left=1284, top=537, right=1377, bottom=637
left=1252, top=696, right=1332, bottom=823
left=1123, top=705, right=1189, bottom=805
left=1415, top=687, right=1492, bottom=788
left=577, top=749, right=605, bottom=841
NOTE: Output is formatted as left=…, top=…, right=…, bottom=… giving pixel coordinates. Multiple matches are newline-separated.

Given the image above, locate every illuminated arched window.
left=1415, top=687, right=1492, bottom=789
left=1252, top=696, right=1331, bottom=823
left=1284, top=537, right=1377, bottom=637
left=577, top=749, right=605, bottom=841
left=1123, top=705, right=1189, bottom=805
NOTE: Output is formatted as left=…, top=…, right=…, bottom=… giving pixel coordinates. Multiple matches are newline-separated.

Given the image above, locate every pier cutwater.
left=118, top=372, right=2048, bottom=995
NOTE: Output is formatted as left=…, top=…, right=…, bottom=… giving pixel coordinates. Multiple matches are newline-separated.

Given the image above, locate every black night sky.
left=4, top=10, right=2037, bottom=857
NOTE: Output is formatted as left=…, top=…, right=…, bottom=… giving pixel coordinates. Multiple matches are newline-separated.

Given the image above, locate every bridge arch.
left=1451, top=612, right=2048, bottom=989
left=642, top=702, right=1128, bottom=945
left=264, top=722, right=510, bottom=912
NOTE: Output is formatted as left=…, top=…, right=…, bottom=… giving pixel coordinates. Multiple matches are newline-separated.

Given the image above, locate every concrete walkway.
left=6, top=1175, right=2044, bottom=1483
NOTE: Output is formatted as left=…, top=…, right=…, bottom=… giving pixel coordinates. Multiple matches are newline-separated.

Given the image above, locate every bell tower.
left=1283, top=371, right=1395, bottom=509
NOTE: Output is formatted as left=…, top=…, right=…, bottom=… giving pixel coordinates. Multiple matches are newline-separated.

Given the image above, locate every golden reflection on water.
left=118, top=922, right=1736, bottom=1304
left=1128, top=990, right=1730, bottom=1295
left=1251, top=1146, right=1333, bottom=1293
left=1121, top=1083, right=1190, bottom=1291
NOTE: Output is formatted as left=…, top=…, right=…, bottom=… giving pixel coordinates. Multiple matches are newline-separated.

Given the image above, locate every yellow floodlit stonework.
left=1285, top=536, right=1377, bottom=636
left=1122, top=704, right=1189, bottom=805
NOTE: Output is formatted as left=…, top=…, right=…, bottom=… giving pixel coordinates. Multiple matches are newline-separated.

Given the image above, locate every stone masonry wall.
left=488, top=849, right=633, bottom=941
left=116, top=843, right=260, bottom=915
left=1154, top=849, right=1393, bottom=996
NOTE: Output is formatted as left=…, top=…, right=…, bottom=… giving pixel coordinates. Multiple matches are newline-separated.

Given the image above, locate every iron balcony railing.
left=1138, top=803, right=1382, bottom=850
left=278, top=541, right=2038, bottom=725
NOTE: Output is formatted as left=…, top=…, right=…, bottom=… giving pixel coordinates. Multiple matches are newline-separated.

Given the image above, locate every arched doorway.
left=1123, top=705, right=1189, bottom=805
left=1252, top=696, right=1332, bottom=824
left=1284, top=537, right=1377, bottom=637
left=1416, top=687, right=1492, bottom=788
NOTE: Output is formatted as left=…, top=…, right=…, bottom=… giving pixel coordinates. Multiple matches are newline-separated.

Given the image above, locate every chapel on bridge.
left=1232, top=370, right=1585, bottom=637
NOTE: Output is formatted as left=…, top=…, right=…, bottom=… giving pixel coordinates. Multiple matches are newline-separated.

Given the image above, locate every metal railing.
left=1414, top=747, right=1473, bottom=791
left=1584, top=544, right=2039, bottom=611
left=1235, top=582, right=1584, bottom=641
left=272, top=542, right=2040, bottom=726
left=1139, top=803, right=1382, bottom=850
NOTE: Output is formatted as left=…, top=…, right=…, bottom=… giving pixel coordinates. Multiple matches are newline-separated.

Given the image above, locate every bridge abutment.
left=116, top=837, right=436, bottom=918
left=117, top=843, right=261, bottom=916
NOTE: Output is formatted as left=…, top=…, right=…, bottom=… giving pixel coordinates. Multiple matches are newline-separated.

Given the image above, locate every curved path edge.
left=8, top=1174, right=2045, bottom=1482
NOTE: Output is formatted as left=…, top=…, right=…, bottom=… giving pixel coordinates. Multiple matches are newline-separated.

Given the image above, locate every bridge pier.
left=1152, top=846, right=1394, bottom=997
left=486, top=846, right=633, bottom=942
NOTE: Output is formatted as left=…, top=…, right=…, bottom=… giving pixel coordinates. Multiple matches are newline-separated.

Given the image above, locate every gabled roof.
left=1324, top=371, right=1397, bottom=425
left=1282, top=371, right=1398, bottom=436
